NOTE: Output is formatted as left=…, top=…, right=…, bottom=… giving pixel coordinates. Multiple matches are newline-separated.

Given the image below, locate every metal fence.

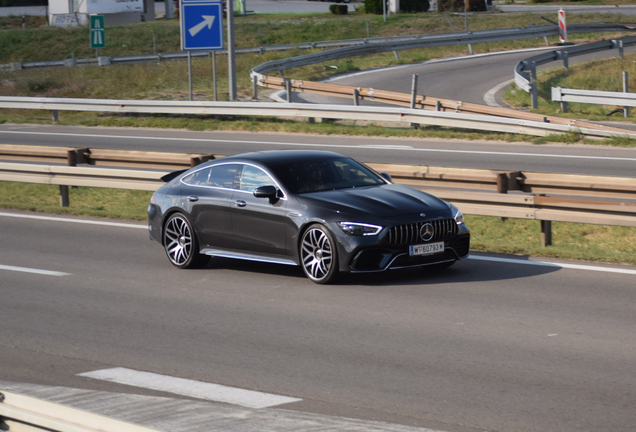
left=3, top=23, right=633, bottom=72
left=2, top=95, right=635, bottom=139
left=515, top=36, right=636, bottom=108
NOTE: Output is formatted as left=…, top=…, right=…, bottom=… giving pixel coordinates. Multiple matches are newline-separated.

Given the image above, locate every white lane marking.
left=0, top=212, right=146, bottom=229
left=79, top=367, right=302, bottom=409
left=484, top=79, right=514, bottom=107
left=2, top=130, right=636, bottom=162
left=0, top=264, right=70, bottom=276
left=469, top=255, right=636, bottom=275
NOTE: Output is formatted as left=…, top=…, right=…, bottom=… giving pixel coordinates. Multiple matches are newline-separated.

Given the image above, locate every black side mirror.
left=380, top=173, right=392, bottom=182
left=253, top=185, right=278, bottom=199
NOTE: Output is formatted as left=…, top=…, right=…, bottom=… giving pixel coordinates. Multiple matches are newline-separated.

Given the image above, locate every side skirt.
left=200, top=248, right=298, bottom=267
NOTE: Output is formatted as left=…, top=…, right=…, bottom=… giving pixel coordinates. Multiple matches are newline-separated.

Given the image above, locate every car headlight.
left=337, top=222, right=382, bottom=236
left=450, top=204, right=465, bottom=225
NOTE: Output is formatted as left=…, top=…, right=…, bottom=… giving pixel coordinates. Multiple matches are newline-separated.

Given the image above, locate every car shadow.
left=200, top=252, right=561, bottom=287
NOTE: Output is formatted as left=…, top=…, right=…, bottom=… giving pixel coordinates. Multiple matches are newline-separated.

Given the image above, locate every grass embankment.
left=504, top=54, right=636, bottom=133
left=2, top=11, right=636, bottom=266
left=1, top=11, right=636, bottom=142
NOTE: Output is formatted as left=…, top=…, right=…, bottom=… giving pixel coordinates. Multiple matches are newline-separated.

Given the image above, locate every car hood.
left=296, top=184, right=450, bottom=219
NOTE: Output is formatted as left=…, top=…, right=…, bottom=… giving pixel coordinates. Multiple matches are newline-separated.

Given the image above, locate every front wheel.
left=300, top=224, right=339, bottom=284
left=163, top=213, right=206, bottom=269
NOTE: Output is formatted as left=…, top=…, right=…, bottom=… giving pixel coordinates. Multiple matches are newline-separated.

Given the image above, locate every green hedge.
left=330, top=4, right=349, bottom=15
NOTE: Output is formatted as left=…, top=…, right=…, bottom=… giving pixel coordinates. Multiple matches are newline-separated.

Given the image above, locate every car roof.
left=216, top=150, right=345, bottom=166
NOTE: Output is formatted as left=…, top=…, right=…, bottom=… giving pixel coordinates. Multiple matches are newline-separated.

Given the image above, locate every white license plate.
left=409, top=241, right=444, bottom=256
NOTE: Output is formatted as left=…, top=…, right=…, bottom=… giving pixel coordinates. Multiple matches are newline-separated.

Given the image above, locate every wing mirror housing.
left=253, top=185, right=279, bottom=199
left=380, top=172, right=392, bottom=182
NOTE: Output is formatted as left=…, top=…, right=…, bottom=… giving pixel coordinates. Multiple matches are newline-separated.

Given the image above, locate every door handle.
left=187, top=196, right=199, bottom=202
left=234, top=200, right=246, bottom=207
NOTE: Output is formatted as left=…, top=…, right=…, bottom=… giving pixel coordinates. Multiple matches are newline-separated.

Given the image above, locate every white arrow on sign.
left=188, top=15, right=216, bottom=37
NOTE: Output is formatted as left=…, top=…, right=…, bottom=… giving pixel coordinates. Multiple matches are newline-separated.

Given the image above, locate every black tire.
left=163, top=213, right=207, bottom=269
left=300, top=224, right=339, bottom=284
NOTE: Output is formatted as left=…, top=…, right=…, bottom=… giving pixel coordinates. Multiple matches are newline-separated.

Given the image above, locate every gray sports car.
left=148, top=150, right=470, bottom=284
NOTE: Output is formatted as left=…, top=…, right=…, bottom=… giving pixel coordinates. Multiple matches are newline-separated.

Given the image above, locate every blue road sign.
left=181, top=1, right=224, bottom=51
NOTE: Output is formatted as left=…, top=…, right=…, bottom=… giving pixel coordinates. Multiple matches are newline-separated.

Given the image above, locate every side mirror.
left=380, top=173, right=392, bottom=182
left=253, top=185, right=278, bottom=199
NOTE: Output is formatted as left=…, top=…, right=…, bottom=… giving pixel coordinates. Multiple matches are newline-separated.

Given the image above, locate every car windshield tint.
left=270, top=157, right=385, bottom=194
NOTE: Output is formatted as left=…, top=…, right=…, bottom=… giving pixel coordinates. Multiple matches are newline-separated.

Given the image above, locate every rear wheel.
left=300, top=224, right=339, bottom=284
left=163, top=213, right=206, bottom=269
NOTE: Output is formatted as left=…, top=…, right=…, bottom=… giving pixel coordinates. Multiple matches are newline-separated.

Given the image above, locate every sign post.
left=90, top=15, right=105, bottom=56
left=180, top=0, right=224, bottom=101
left=558, top=8, right=567, bottom=44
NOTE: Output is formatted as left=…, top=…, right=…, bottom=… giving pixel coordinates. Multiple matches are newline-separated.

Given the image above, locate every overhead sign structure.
left=90, top=15, right=105, bottom=49
left=180, top=0, right=224, bottom=51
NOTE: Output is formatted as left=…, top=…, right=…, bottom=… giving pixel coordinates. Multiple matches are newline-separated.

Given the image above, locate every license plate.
left=409, top=241, right=444, bottom=256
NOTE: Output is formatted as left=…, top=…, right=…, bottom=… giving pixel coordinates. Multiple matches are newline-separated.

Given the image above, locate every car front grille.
left=387, top=219, right=458, bottom=245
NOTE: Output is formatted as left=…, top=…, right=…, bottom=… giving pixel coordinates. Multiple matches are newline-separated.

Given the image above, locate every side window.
left=182, top=164, right=239, bottom=189
left=207, top=164, right=240, bottom=189
left=239, top=165, right=275, bottom=192
left=182, top=168, right=211, bottom=186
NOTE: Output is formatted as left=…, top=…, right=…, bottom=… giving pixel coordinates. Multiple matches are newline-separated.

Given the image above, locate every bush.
left=330, top=4, right=348, bottom=14
left=400, top=0, right=430, bottom=12
left=437, top=0, right=486, bottom=12
left=364, top=0, right=384, bottom=14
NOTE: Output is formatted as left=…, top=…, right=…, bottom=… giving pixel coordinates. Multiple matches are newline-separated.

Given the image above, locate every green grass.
left=503, top=53, right=636, bottom=132
left=2, top=11, right=636, bottom=143
left=3, top=181, right=635, bottom=266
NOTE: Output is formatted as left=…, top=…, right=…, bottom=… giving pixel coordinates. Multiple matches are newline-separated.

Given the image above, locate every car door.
left=231, top=164, right=288, bottom=257
left=181, top=163, right=240, bottom=249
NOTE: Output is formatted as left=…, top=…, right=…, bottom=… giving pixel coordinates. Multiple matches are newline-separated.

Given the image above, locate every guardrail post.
left=623, top=71, right=630, bottom=118
left=410, top=74, right=418, bottom=109
left=559, top=50, right=568, bottom=70
left=286, top=79, right=292, bottom=103
left=393, top=51, right=399, bottom=61
left=252, top=75, right=258, bottom=100
left=52, top=110, right=59, bottom=123
left=435, top=101, right=441, bottom=111
left=541, top=220, right=552, bottom=247
left=353, top=88, right=359, bottom=106
left=618, top=39, right=624, bottom=59
left=531, top=82, right=538, bottom=110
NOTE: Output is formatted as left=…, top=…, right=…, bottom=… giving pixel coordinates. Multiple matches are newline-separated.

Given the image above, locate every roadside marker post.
left=558, top=9, right=567, bottom=44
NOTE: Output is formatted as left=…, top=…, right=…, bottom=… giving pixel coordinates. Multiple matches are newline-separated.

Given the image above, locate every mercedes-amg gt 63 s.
left=148, top=150, right=470, bottom=284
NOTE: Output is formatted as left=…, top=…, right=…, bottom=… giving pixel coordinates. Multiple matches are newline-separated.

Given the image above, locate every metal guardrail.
left=0, top=390, right=159, bottom=432
left=1, top=96, right=635, bottom=139
left=252, top=23, right=636, bottom=78
left=515, top=36, right=636, bottom=108
left=259, top=75, right=635, bottom=138
left=0, top=144, right=219, bottom=169
left=2, top=148, right=636, bottom=246
left=552, top=86, right=636, bottom=110
left=3, top=23, right=633, bottom=72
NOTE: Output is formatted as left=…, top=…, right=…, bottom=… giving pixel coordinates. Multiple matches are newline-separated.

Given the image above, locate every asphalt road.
left=2, top=124, right=636, bottom=178
left=1, top=212, right=636, bottom=432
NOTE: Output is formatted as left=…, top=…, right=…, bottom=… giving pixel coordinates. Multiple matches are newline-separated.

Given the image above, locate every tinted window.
left=269, top=156, right=384, bottom=194
left=182, top=164, right=239, bottom=189
left=239, top=165, right=276, bottom=192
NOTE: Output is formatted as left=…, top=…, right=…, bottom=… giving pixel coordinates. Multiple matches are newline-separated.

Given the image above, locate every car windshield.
left=269, top=156, right=385, bottom=194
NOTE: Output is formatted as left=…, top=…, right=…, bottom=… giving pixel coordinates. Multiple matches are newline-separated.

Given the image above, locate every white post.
left=558, top=9, right=567, bottom=44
